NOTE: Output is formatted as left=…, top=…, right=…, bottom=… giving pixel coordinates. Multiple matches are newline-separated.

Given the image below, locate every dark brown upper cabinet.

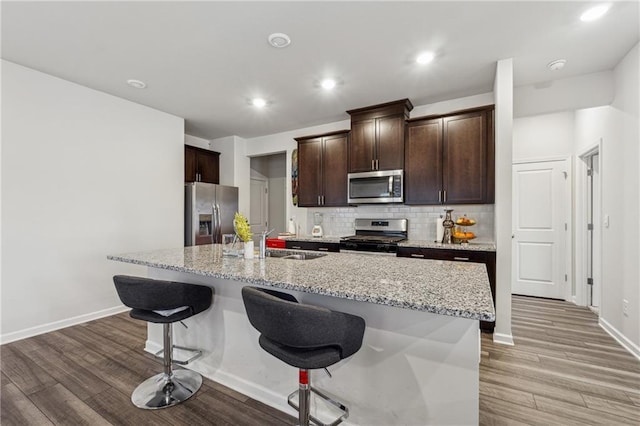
left=405, top=105, right=495, bottom=205
left=347, top=99, right=413, bottom=173
left=185, top=145, right=220, bottom=184
left=295, top=130, right=349, bottom=207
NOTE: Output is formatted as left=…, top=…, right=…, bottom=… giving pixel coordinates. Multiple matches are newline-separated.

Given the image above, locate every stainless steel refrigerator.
left=185, top=182, right=239, bottom=246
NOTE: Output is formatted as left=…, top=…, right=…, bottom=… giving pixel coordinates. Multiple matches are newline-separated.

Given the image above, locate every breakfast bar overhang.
left=109, top=245, right=495, bottom=425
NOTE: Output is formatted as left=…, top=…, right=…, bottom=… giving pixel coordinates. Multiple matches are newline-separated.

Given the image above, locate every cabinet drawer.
left=285, top=240, right=340, bottom=252
left=397, top=247, right=488, bottom=263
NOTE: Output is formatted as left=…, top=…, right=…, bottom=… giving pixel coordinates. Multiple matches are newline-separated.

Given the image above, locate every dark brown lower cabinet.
left=285, top=240, right=340, bottom=252
left=397, top=246, right=496, bottom=333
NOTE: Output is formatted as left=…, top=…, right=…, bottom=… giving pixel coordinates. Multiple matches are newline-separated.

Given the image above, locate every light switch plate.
left=604, top=215, right=610, bottom=228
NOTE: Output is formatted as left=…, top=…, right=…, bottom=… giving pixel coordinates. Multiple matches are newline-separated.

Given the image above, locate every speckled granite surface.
left=108, top=245, right=495, bottom=321
left=399, top=240, right=496, bottom=251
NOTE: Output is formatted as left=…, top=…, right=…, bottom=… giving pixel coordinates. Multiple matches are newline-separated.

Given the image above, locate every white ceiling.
left=2, top=1, right=638, bottom=140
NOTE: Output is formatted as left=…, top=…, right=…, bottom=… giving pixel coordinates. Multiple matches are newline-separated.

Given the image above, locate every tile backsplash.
left=306, top=204, right=495, bottom=242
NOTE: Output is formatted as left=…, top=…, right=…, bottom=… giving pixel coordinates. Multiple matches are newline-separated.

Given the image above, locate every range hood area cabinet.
left=405, top=106, right=495, bottom=205
left=347, top=99, right=413, bottom=173
left=295, top=130, right=350, bottom=207
left=185, top=145, right=220, bottom=184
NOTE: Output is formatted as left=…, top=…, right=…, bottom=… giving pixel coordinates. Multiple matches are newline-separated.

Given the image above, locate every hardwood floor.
left=1, top=295, right=638, bottom=425
left=480, top=296, right=640, bottom=425
left=0, top=313, right=296, bottom=425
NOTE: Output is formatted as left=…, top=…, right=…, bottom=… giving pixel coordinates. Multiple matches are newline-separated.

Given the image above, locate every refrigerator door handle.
left=211, top=203, right=218, bottom=244
left=215, top=203, right=222, bottom=243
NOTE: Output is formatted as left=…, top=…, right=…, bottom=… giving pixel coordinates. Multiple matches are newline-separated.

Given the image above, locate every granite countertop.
left=108, top=245, right=495, bottom=322
left=399, top=240, right=497, bottom=252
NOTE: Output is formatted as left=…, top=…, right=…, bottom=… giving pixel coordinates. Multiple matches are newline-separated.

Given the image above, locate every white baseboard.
left=0, top=305, right=129, bottom=345
left=492, top=332, right=514, bottom=346
left=145, top=340, right=163, bottom=355
left=599, top=317, right=640, bottom=361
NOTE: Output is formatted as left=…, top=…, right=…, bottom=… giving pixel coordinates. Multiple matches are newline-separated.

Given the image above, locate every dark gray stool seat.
left=113, top=275, right=212, bottom=410
left=242, top=286, right=365, bottom=426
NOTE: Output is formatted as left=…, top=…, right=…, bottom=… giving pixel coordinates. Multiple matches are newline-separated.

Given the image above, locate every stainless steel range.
left=340, top=218, right=408, bottom=254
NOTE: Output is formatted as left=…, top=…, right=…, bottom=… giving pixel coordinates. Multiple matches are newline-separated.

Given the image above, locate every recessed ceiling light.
left=321, top=79, right=336, bottom=90
left=416, top=51, right=435, bottom=65
left=580, top=4, right=611, bottom=22
left=252, top=98, right=267, bottom=108
left=268, top=33, right=291, bottom=48
left=547, top=59, right=567, bottom=71
left=126, top=79, right=146, bottom=89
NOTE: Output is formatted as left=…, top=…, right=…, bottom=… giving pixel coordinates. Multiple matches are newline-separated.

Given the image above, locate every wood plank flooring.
left=2, top=295, right=638, bottom=425
left=480, top=295, right=640, bottom=425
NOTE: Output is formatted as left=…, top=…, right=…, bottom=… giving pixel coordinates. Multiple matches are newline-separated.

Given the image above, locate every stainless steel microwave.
left=348, top=169, right=404, bottom=204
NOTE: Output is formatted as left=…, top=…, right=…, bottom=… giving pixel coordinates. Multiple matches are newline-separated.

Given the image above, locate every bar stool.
left=113, top=275, right=212, bottom=409
left=242, top=286, right=365, bottom=426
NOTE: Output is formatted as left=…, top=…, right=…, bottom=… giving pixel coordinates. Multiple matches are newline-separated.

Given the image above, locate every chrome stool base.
left=131, top=369, right=202, bottom=410
left=287, top=370, right=349, bottom=426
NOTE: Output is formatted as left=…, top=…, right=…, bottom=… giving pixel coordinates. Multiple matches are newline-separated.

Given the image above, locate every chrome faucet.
left=259, top=229, right=276, bottom=259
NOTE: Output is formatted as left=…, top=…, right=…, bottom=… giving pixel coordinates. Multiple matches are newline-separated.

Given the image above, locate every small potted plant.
left=234, top=212, right=254, bottom=258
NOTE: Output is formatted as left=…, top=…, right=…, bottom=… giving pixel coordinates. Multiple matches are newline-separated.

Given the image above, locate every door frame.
left=576, top=140, right=603, bottom=308
left=512, top=155, right=572, bottom=301
left=249, top=177, right=269, bottom=237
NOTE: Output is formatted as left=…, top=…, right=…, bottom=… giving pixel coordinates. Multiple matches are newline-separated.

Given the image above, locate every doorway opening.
left=580, top=148, right=602, bottom=313
left=249, top=153, right=287, bottom=241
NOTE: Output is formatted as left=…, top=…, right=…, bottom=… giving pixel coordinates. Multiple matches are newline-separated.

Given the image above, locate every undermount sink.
left=266, top=250, right=326, bottom=260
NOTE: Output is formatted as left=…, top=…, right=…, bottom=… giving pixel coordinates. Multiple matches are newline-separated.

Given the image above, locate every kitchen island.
left=109, top=245, right=494, bottom=425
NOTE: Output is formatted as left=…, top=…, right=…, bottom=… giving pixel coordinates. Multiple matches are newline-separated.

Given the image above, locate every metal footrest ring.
left=154, top=345, right=203, bottom=365
left=287, top=386, right=349, bottom=426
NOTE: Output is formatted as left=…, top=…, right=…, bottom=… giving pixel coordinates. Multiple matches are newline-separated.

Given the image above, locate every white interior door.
left=512, top=160, right=568, bottom=299
left=250, top=178, right=268, bottom=239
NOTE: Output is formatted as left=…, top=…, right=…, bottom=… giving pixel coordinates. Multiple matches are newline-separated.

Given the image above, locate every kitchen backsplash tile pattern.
left=306, top=204, right=495, bottom=242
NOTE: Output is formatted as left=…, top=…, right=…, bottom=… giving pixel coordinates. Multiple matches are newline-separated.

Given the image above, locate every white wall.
left=1, top=61, right=184, bottom=342
left=411, top=93, right=494, bottom=117
left=513, top=111, right=575, bottom=161
left=514, top=71, right=614, bottom=118
left=493, top=58, right=514, bottom=345
left=209, top=135, right=251, bottom=216
left=185, top=134, right=210, bottom=150
left=574, top=43, right=640, bottom=353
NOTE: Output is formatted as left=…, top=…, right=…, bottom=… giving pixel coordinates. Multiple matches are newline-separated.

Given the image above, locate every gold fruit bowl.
left=453, top=233, right=476, bottom=242
left=455, top=218, right=476, bottom=226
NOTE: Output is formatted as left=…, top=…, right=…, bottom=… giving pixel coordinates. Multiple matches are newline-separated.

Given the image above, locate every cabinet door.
left=297, top=139, right=322, bottom=207
left=443, top=111, right=487, bottom=204
left=349, top=120, right=375, bottom=172
left=405, top=118, right=443, bottom=204
left=376, top=115, right=404, bottom=171
left=322, top=133, right=348, bottom=206
left=198, top=150, right=220, bottom=184
left=185, top=146, right=197, bottom=182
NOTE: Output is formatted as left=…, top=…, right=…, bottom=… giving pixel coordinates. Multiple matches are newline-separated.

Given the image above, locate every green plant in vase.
left=233, top=212, right=252, bottom=242
left=234, top=212, right=254, bottom=258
